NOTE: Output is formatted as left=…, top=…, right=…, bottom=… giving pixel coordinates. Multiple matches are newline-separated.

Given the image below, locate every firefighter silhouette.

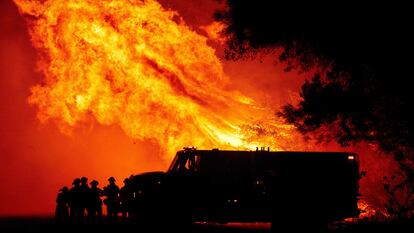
left=103, top=177, right=120, bottom=222
left=69, top=178, right=83, bottom=223
left=119, top=177, right=133, bottom=220
left=55, top=186, right=69, bottom=223
left=79, top=176, right=90, bottom=222
left=88, top=180, right=103, bottom=223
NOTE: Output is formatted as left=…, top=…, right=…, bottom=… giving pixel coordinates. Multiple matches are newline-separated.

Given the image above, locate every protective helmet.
left=73, top=178, right=81, bottom=185
left=90, top=180, right=99, bottom=186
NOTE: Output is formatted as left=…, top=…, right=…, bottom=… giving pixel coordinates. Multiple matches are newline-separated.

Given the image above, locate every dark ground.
left=0, top=217, right=413, bottom=233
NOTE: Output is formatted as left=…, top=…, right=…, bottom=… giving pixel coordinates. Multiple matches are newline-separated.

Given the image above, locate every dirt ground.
left=0, top=217, right=412, bottom=233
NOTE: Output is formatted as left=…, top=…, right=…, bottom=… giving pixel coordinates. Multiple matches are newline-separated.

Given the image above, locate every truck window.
left=175, top=154, right=189, bottom=173
left=167, top=154, right=180, bottom=173
left=167, top=152, right=200, bottom=174
left=193, top=155, right=200, bottom=172
left=186, top=154, right=201, bottom=173
left=184, top=157, right=191, bottom=170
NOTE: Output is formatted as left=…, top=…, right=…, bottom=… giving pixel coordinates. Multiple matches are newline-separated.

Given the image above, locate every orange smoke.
left=13, top=0, right=307, bottom=159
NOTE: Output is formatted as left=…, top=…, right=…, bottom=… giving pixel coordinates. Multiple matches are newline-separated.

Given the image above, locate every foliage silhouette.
left=216, top=0, right=414, bottom=218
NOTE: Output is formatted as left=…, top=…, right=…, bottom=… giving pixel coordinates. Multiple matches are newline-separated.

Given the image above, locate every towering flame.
left=14, top=0, right=306, bottom=158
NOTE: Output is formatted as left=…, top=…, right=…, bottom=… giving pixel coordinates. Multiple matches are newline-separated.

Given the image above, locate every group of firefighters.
left=55, top=176, right=134, bottom=224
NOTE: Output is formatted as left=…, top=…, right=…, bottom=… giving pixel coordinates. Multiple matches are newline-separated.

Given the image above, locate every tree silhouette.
left=217, top=0, right=414, bottom=218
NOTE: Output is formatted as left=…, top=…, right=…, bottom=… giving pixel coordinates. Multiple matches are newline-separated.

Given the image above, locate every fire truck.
left=128, top=147, right=360, bottom=227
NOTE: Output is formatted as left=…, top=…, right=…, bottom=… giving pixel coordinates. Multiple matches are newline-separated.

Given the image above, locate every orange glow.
left=200, top=21, right=226, bottom=44
left=13, top=0, right=308, bottom=161
left=357, top=199, right=387, bottom=219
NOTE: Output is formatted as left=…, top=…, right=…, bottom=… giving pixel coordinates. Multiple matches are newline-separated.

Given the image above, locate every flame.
left=13, top=0, right=308, bottom=159
left=358, top=200, right=384, bottom=218
left=200, top=21, right=226, bottom=44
